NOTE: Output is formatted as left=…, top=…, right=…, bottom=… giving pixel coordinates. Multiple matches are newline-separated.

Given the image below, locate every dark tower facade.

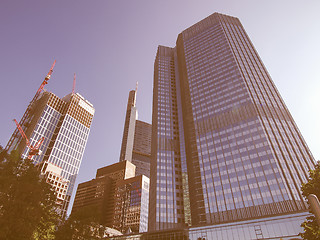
left=132, top=120, right=152, bottom=178
left=149, top=12, right=315, bottom=231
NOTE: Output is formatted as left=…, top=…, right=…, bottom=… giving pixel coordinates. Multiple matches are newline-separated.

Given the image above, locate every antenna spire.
left=72, top=73, right=76, bottom=94
left=133, top=81, right=138, bottom=107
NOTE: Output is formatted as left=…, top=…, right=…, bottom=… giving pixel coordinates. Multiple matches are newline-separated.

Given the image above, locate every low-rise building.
left=72, top=161, right=149, bottom=233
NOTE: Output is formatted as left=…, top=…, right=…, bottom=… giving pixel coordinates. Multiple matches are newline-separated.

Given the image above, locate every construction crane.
left=13, top=119, right=44, bottom=160
left=30, top=60, right=56, bottom=105
left=5, top=60, right=56, bottom=151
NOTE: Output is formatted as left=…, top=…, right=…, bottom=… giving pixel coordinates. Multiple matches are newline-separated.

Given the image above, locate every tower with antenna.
left=119, top=83, right=139, bottom=163
left=118, top=83, right=152, bottom=177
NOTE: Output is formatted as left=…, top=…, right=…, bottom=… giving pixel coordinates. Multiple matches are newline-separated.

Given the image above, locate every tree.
left=300, top=161, right=320, bottom=240
left=54, top=206, right=105, bottom=240
left=0, top=148, right=60, bottom=240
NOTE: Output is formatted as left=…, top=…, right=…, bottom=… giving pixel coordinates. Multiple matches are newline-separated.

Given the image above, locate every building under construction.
left=5, top=61, right=95, bottom=216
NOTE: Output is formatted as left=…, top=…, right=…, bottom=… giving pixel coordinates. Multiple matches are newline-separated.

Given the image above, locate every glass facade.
left=149, top=12, right=315, bottom=231
left=188, top=212, right=307, bottom=240
left=114, top=175, right=150, bottom=233
left=108, top=212, right=308, bottom=240
left=150, top=46, right=186, bottom=231
left=23, top=104, right=62, bottom=164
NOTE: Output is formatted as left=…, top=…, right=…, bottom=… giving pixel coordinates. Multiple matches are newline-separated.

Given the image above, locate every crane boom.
left=13, top=119, right=44, bottom=160
left=13, top=119, right=30, bottom=147
left=32, top=60, right=56, bottom=103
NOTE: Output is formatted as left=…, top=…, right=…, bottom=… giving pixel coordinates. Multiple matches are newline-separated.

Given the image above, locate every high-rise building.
left=149, top=12, right=315, bottom=234
left=72, top=87, right=151, bottom=233
left=119, top=88, right=152, bottom=177
left=6, top=88, right=94, bottom=215
left=119, top=90, right=138, bottom=163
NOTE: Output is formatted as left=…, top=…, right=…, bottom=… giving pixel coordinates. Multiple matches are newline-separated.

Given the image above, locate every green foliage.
left=300, top=161, right=320, bottom=240
left=301, top=162, right=320, bottom=200
left=300, top=215, right=320, bottom=240
left=0, top=149, right=59, bottom=240
left=55, top=206, right=105, bottom=240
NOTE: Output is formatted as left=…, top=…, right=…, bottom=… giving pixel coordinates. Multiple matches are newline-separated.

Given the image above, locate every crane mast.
left=5, top=60, right=56, bottom=152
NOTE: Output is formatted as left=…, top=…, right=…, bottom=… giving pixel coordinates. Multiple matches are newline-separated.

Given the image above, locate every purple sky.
left=1, top=0, right=320, bottom=213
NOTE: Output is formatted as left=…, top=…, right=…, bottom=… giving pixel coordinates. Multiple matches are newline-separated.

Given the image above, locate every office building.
left=132, top=120, right=152, bottom=178
left=6, top=89, right=94, bottom=215
left=72, top=161, right=136, bottom=227
left=73, top=161, right=149, bottom=233
left=113, top=175, right=150, bottom=233
left=120, top=88, right=152, bottom=177
left=149, top=11, right=315, bottom=235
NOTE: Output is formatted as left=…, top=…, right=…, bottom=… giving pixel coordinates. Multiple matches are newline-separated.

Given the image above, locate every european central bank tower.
left=149, top=13, right=315, bottom=231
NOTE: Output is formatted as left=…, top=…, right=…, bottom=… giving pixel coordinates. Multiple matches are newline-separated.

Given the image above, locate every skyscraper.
left=119, top=88, right=152, bottom=177
left=72, top=87, right=151, bottom=233
left=149, top=12, right=315, bottom=232
left=6, top=77, right=94, bottom=215
left=119, top=89, right=138, bottom=163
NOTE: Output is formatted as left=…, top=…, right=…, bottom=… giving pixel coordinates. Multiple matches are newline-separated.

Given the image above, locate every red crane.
left=13, top=119, right=44, bottom=160
left=5, top=60, right=56, bottom=151
left=30, top=60, right=56, bottom=105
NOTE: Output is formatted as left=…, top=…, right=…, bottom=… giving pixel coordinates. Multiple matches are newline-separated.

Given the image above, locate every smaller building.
left=72, top=161, right=149, bottom=233
left=113, top=175, right=149, bottom=233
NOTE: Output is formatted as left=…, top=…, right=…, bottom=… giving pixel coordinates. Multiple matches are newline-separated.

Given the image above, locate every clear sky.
left=1, top=0, right=319, bottom=213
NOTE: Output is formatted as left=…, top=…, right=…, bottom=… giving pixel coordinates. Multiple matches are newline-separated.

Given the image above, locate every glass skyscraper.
left=6, top=90, right=94, bottom=215
left=149, top=12, right=315, bottom=232
left=119, top=90, right=138, bottom=163
left=120, top=89, right=152, bottom=178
